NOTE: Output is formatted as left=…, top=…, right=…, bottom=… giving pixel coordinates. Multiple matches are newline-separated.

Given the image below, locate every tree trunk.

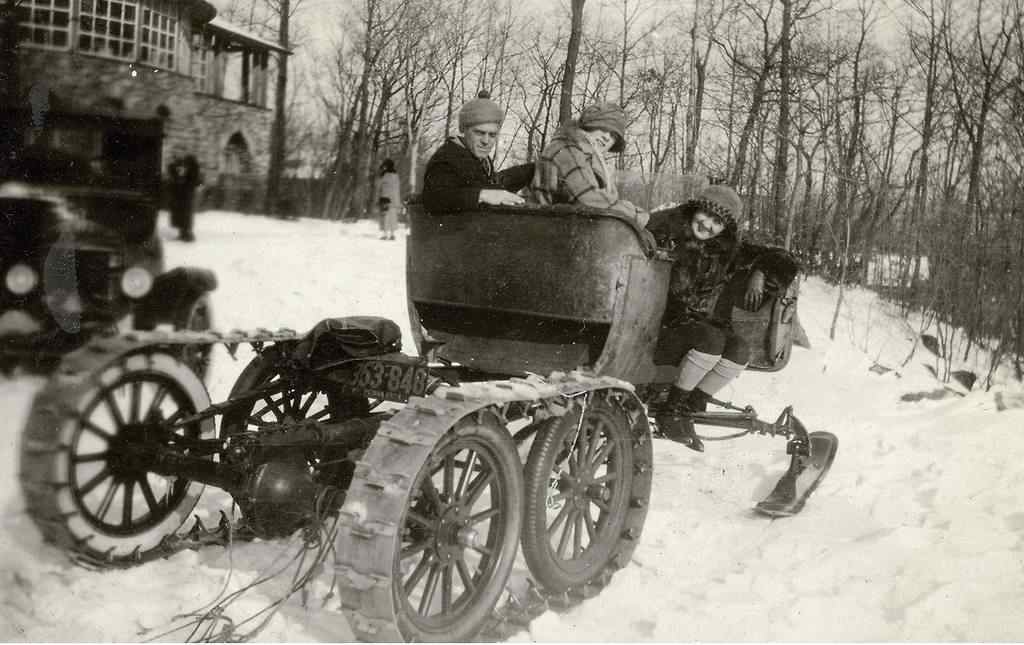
left=264, top=0, right=290, bottom=216
left=769, top=0, right=793, bottom=239
left=783, top=126, right=804, bottom=250
left=828, top=217, right=851, bottom=341
left=558, top=0, right=585, bottom=123
left=904, top=0, right=944, bottom=295
left=729, top=64, right=773, bottom=188
left=322, top=0, right=377, bottom=220
left=683, top=0, right=707, bottom=173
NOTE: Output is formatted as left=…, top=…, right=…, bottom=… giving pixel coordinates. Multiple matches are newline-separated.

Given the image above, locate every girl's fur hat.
left=686, top=184, right=743, bottom=230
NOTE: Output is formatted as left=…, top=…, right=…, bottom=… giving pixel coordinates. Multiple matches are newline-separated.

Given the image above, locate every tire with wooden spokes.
left=336, top=406, right=524, bottom=642
left=219, top=345, right=372, bottom=488
left=392, top=414, right=523, bottom=641
left=521, top=390, right=635, bottom=592
left=19, top=351, right=213, bottom=563
left=220, top=344, right=367, bottom=431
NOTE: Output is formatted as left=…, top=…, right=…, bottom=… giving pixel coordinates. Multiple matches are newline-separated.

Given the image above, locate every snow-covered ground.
left=3, top=211, right=1024, bottom=641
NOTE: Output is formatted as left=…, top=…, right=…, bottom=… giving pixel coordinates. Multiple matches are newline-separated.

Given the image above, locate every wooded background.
left=221, top=0, right=1024, bottom=386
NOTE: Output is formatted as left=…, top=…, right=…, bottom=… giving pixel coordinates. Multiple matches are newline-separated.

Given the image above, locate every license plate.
left=337, top=358, right=431, bottom=402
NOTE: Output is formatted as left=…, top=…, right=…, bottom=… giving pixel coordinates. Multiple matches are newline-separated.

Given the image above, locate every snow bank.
left=2, top=211, right=1023, bottom=641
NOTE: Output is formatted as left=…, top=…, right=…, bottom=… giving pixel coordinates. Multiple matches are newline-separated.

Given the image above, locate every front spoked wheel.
left=394, top=414, right=523, bottom=641
left=521, top=390, right=634, bottom=592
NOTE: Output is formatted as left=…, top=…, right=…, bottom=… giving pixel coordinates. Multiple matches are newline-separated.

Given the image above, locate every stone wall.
left=18, top=48, right=271, bottom=211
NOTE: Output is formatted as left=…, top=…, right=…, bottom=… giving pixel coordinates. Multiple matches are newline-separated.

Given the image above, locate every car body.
left=405, top=201, right=800, bottom=381
left=0, top=107, right=216, bottom=370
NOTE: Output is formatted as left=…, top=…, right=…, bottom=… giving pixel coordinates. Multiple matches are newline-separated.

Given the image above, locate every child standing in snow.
left=647, top=184, right=799, bottom=452
left=375, top=159, right=401, bottom=240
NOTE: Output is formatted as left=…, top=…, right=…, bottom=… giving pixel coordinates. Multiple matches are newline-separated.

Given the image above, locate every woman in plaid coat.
left=529, top=103, right=648, bottom=226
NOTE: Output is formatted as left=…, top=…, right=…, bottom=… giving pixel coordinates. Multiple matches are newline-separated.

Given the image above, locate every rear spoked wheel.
left=394, top=415, right=523, bottom=641
left=521, top=391, right=633, bottom=592
left=19, top=352, right=212, bottom=562
left=220, top=345, right=373, bottom=488
left=220, top=345, right=352, bottom=434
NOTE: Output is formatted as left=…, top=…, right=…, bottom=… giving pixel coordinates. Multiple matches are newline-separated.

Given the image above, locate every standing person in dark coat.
left=421, top=91, right=532, bottom=214
left=168, top=154, right=202, bottom=242
left=646, top=184, right=799, bottom=452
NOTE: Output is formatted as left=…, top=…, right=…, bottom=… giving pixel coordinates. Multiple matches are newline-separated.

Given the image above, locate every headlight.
left=6, top=263, right=39, bottom=295
left=121, top=266, right=154, bottom=298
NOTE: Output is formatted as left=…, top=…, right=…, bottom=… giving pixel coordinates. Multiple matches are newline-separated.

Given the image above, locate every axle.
left=118, top=441, right=245, bottom=490
left=688, top=399, right=811, bottom=456
left=116, top=415, right=387, bottom=537
left=120, top=416, right=385, bottom=487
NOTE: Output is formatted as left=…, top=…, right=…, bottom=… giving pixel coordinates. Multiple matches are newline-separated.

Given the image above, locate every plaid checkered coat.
left=529, top=124, right=646, bottom=225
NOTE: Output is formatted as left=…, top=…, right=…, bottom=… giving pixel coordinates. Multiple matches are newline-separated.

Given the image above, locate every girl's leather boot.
left=655, top=386, right=705, bottom=452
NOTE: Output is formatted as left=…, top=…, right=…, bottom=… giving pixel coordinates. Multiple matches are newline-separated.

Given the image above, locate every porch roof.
left=207, top=16, right=292, bottom=56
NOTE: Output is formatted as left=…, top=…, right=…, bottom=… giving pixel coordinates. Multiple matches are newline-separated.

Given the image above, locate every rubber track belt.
left=334, top=371, right=654, bottom=642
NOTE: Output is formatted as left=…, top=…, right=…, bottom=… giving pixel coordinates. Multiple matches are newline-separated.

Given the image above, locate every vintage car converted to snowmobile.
left=0, top=107, right=215, bottom=372
left=17, top=199, right=836, bottom=641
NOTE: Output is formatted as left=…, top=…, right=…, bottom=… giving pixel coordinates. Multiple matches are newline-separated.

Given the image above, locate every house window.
left=16, top=0, right=72, bottom=50
left=191, top=31, right=213, bottom=93
left=78, top=0, right=139, bottom=60
left=139, top=0, right=179, bottom=71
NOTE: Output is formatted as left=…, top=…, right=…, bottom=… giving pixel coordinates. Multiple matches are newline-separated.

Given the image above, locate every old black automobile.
left=0, top=107, right=215, bottom=372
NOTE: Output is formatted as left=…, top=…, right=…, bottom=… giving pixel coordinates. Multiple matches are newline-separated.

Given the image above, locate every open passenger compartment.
left=406, top=202, right=672, bottom=381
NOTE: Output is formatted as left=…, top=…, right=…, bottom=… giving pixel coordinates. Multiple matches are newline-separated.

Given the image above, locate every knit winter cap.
left=458, top=91, right=505, bottom=130
left=687, top=184, right=744, bottom=230
left=578, top=103, right=627, bottom=153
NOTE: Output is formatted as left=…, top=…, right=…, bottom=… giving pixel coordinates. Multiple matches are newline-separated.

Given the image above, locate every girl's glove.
left=745, top=269, right=766, bottom=310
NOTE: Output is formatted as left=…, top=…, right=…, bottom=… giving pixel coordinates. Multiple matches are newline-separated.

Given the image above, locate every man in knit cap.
left=529, top=102, right=647, bottom=226
left=422, top=91, right=532, bottom=214
left=644, top=183, right=800, bottom=451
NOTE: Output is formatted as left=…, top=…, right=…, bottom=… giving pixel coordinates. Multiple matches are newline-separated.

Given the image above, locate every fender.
left=155, top=266, right=218, bottom=293
left=133, top=266, right=217, bottom=329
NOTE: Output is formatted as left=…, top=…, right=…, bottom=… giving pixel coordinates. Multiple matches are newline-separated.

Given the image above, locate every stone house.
left=12, top=0, right=288, bottom=210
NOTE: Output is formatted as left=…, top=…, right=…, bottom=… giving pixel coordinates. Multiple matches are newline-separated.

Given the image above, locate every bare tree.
left=900, top=0, right=948, bottom=295
left=716, top=0, right=784, bottom=188
left=683, top=0, right=727, bottom=173
left=558, top=0, right=586, bottom=123
left=943, top=0, right=1015, bottom=217
left=264, top=0, right=295, bottom=215
left=513, top=29, right=564, bottom=160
